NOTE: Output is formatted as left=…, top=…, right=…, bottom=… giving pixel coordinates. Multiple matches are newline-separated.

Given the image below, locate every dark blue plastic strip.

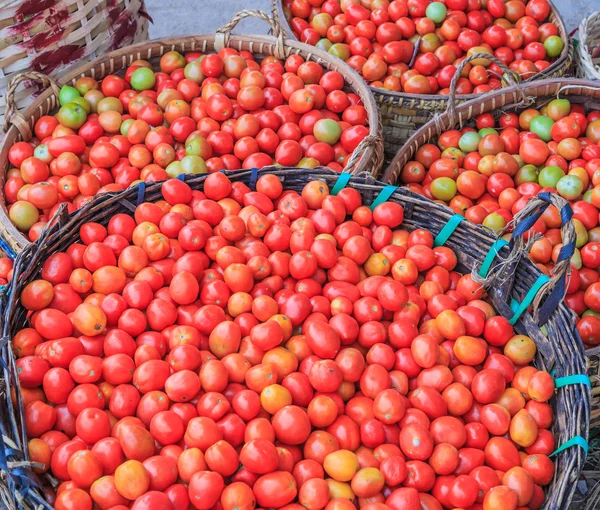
left=136, top=181, right=146, bottom=206
left=249, top=167, right=259, bottom=190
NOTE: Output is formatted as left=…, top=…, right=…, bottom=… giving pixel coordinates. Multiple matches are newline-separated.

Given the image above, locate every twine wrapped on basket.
left=0, top=10, right=384, bottom=257
left=272, top=0, right=574, bottom=167
left=0, top=166, right=589, bottom=509
left=0, top=0, right=150, bottom=124
left=577, top=12, right=600, bottom=81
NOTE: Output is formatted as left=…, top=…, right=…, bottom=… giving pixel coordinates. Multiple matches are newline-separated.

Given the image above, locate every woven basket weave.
left=273, top=0, right=574, bottom=166
left=0, top=0, right=149, bottom=124
left=0, top=10, right=384, bottom=256
left=577, top=12, right=600, bottom=81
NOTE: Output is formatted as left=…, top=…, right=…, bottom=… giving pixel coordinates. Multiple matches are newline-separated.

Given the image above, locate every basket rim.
left=0, top=31, right=384, bottom=254
left=274, top=0, right=573, bottom=106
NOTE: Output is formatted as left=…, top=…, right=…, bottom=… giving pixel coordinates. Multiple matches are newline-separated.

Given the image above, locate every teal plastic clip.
left=434, top=214, right=465, bottom=247
left=369, top=185, right=399, bottom=211
left=330, top=172, right=352, bottom=196
left=549, top=436, right=588, bottom=458
left=478, top=239, right=509, bottom=278
left=508, top=274, right=550, bottom=325
left=554, top=374, right=591, bottom=388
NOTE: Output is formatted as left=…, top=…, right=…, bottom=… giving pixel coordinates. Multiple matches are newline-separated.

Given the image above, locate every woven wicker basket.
left=0, top=10, right=384, bottom=256
left=577, top=12, right=600, bottom=81
left=0, top=0, right=149, bottom=124
left=0, top=166, right=589, bottom=509
left=273, top=0, right=574, bottom=166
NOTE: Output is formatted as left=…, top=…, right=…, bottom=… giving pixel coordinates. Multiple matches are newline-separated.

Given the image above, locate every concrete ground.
left=144, top=0, right=597, bottom=39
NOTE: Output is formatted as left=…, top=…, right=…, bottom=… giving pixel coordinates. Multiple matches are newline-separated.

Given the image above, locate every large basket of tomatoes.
left=0, top=10, right=383, bottom=257
left=0, top=166, right=589, bottom=509
left=273, top=0, right=574, bottom=165
left=0, top=0, right=150, bottom=124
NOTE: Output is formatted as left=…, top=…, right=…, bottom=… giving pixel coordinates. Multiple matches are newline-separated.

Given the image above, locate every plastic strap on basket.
left=549, top=436, right=589, bottom=458
left=369, top=185, right=398, bottom=211
left=177, top=174, right=187, bottom=182
left=434, top=214, right=465, bottom=247
left=249, top=168, right=259, bottom=190
left=136, top=182, right=147, bottom=206
left=508, top=274, right=550, bottom=325
left=478, top=239, right=509, bottom=278
left=0, top=237, right=17, bottom=260
left=554, top=374, right=591, bottom=388
left=331, top=172, right=352, bottom=196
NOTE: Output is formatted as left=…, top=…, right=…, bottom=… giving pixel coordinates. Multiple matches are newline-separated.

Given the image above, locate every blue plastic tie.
left=555, top=374, right=591, bottom=388
left=177, top=173, right=187, bottom=182
left=0, top=237, right=17, bottom=260
left=330, top=172, right=352, bottom=195
left=136, top=181, right=146, bottom=206
left=434, top=214, right=465, bottom=247
left=549, top=436, right=589, bottom=458
left=249, top=167, right=259, bottom=190
left=370, top=185, right=399, bottom=211
left=509, top=274, right=550, bottom=325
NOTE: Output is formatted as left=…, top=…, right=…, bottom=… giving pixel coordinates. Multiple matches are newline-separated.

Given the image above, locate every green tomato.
left=130, top=67, right=156, bottom=91
left=513, top=155, right=525, bottom=168
left=556, top=174, right=583, bottom=200
left=529, top=115, right=554, bottom=142
left=430, top=177, right=457, bottom=201
left=584, top=189, right=594, bottom=203
left=583, top=310, right=600, bottom=318
left=515, top=164, right=539, bottom=185
left=482, top=212, right=506, bottom=232
left=298, top=157, right=320, bottom=169
left=166, top=161, right=183, bottom=178
left=185, top=61, right=205, bottom=84
left=426, top=2, right=447, bottom=23
left=70, top=96, right=91, bottom=114
left=573, top=219, right=589, bottom=248
left=9, top=201, right=39, bottom=231
left=314, top=118, right=342, bottom=144
left=478, top=128, right=498, bottom=138
left=570, top=247, right=582, bottom=270
left=458, top=131, right=481, bottom=153
left=180, top=155, right=207, bottom=175
left=329, top=43, right=350, bottom=61
left=544, top=36, right=564, bottom=58
left=33, top=144, right=52, bottom=164
left=538, top=165, right=565, bottom=188
left=56, top=102, right=87, bottom=129
left=186, top=137, right=213, bottom=159
left=120, top=118, right=135, bottom=136
left=316, top=38, right=333, bottom=52
left=59, top=85, right=81, bottom=106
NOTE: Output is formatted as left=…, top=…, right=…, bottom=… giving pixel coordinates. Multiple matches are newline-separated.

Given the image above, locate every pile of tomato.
left=3, top=49, right=371, bottom=241
left=280, top=0, right=564, bottom=94
left=398, top=98, right=600, bottom=347
left=9, top=171, right=559, bottom=510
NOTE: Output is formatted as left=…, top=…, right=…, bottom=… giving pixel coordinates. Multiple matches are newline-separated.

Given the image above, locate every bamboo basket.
left=0, top=0, right=150, bottom=124
left=273, top=0, right=574, bottom=165
left=0, top=10, right=384, bottom=256
left=577, top=12, right=600, bottom=81
left=0, top=166, right=589, bottom=508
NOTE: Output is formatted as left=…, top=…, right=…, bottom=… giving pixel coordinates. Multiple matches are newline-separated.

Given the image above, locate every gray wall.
left=145, top=0, right=597, bottom=39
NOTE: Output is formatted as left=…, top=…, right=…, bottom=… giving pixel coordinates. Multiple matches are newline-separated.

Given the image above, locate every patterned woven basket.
left=577, top=12, right=600, bottom=81
left=273, top=0, right=574, bottom=166
left=0, top=0, right=149, bottom=124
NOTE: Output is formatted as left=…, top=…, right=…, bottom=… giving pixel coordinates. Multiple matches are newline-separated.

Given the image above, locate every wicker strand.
left=2, top=72, right=60, bottom=140
left=578, top=12, right=600, bottom=81
left=215, top=10, right=285, bottom=59
left=447, top=53, right=523, bottom=128
left=345, top=134, right=384, bottom=175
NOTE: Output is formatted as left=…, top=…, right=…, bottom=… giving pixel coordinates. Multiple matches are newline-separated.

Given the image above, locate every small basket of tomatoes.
left=577, top=12, right=600, bottom=81
left=0, top=9, right=384, bottom=258
left=0, top=166, right=589, bottom=509
left=273, top=0, right=574, bottom=165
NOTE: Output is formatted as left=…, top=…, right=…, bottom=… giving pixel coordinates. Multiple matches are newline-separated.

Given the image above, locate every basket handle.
left=3, top=71, right=61, bottom=140
left=503, top=193, right=576, bottom=325
left=446, top=53, right=524, bottom=127
left=215, top=10, right=286, bottom=60
left=344, top=134, right=384, bottom=175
